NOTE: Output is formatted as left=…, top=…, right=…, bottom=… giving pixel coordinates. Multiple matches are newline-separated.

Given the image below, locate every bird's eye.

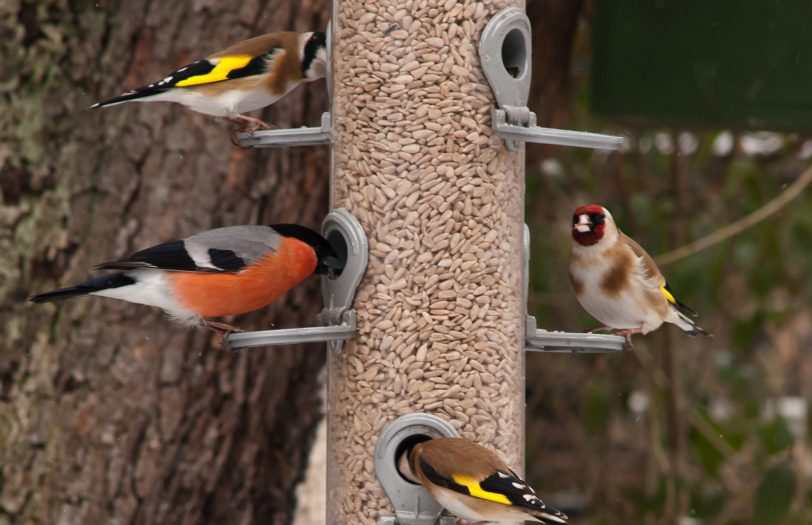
left=572, top=215, right=579, bottom=224
left=592, top=213, right=605, bottom=224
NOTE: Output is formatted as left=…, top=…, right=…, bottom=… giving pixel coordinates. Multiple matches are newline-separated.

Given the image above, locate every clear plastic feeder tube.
left=327, top=1, right=528, bottom=523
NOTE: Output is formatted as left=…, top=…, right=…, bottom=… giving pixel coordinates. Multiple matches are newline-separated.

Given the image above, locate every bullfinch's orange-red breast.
left=398, top=437, right=568, bottom=524
left=91, top=31, right=327, bottom=133
left=30, top=224, right=341, bottom=335
left=569, top=204, right=710, bottom=347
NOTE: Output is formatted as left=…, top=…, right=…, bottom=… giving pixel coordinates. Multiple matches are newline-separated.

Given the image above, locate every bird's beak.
left=573, top=214, right=591, bottom=233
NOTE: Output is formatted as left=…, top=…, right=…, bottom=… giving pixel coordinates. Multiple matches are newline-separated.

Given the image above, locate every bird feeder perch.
left=234, top=111, right=333, bottom=148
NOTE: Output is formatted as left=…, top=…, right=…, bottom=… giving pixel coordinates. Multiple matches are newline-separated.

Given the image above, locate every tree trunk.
left=1, top=1, right=329, bottom=523
left=526, top=0, right=584, bottom=165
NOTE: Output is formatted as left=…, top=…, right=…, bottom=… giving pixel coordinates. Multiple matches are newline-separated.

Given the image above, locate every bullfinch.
left=30, top=224, right=342, bottom=336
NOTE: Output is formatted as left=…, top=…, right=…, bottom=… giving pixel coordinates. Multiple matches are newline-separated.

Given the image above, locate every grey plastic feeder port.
left=479, top=7, right=623, bottom=151
left=317, top=208, right=369, bottom=354
left=375, top=414, right=460, bottom=525
left=226, top=208, right=367, bottom=352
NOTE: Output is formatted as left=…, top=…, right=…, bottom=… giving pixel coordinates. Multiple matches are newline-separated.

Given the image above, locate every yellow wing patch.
left=175, top=55, right=254, bottom=87
left=660, top=285, right=676, bottom=304
left=452, top=475, right=512, bottom=505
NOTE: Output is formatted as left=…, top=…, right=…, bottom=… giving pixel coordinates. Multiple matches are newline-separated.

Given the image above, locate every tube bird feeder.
left=218, top=6, right=624, bottom=523
left=328, top=1, right=528, bottom=523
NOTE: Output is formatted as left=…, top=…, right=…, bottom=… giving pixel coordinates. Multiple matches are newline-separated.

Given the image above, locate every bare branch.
left=656, top=163, right=812, bottom=266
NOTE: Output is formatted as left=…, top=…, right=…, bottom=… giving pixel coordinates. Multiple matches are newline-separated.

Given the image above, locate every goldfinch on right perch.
left=569, top=204, right=711, bottom=348
left=398, top=437, right=568, bottom=524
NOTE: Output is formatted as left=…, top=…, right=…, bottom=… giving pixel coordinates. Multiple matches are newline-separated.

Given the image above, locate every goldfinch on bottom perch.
left=398, top=437, right=568, bottom=524
left=569, top=204, right=711, bottom=348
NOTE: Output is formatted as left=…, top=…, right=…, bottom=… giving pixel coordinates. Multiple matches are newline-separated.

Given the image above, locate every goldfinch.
left=569, top=204, right=710, bottom=347
left=398, top=437, right=567, bottom=524
left=30, top=224, right=342, bottom=336
left=92, top=31, right=327, bottom=132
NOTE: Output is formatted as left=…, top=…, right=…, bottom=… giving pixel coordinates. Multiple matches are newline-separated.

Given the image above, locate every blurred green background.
left=524, top=2, right=812, bottom=524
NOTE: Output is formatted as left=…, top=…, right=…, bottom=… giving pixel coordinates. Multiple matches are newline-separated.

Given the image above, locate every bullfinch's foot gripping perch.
left=202, top=320, right=244, bottom=338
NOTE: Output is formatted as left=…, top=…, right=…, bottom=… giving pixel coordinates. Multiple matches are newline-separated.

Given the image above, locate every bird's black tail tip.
left=676, top=311, right=712, bottom=338
left=90, top=88, right=167, bottom=110
left=29, top=273, right=136, bottom=304
left=29, top=287, right=86, bottom=303
left=687, top=325, right=712, bottom=338
left=536, top=508, right=569, bottom=524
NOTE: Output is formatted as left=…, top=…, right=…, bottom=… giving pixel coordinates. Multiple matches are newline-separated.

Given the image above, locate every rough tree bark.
left=1, top=1, right=329, bottom=523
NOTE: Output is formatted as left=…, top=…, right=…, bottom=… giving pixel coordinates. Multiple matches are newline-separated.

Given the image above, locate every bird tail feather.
left=30, top=272, right=135, bottom=303
left=673, top=310, right=712, bottom=337
left=90, top=87, right=169, bottom=109
left=673, top=298, right=698, bottom=318
left=529, top=506, right=568, bottom=524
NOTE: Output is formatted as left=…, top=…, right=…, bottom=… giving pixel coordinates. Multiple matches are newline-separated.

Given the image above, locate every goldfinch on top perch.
left=92, top=31, right=327, bottom=133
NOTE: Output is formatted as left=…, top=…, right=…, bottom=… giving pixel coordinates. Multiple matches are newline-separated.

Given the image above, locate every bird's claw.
left=623, top=334, right=634, bottom=350
left=224, top=115, right=275, bottom=147
left=227, top=115, right=275, bottom=132
left=202, top=321, right=244, bottom=348
left=609, top=327, right=643, bottom=350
